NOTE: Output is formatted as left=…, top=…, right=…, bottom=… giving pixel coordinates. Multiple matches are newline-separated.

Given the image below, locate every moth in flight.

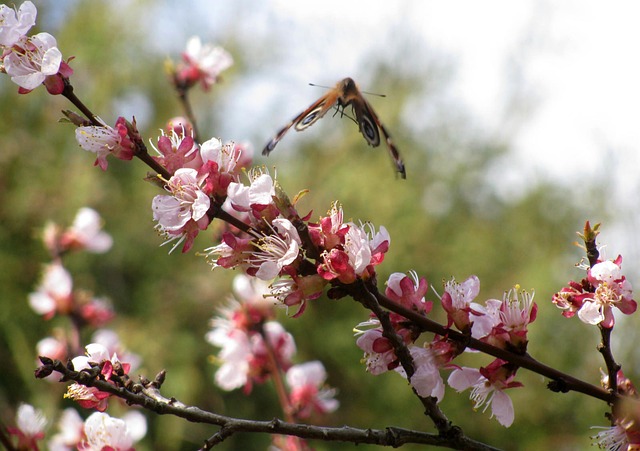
left=262, top=77, right=406, bottom=178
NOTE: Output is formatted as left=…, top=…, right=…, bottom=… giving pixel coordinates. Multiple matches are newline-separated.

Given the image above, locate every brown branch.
left=37, top=359, right=501, bottom=451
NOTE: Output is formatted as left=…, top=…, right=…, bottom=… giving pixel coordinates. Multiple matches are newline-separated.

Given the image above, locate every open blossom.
left=270, top=270, right=327, bottom=317
left=355, top=324, right=401, bottom=374
left=395, top=346, right=445, bottom=401
left=0, top=1, right=36, bottom=46
left=7, top=403, right=47, bottom=451
left=152, top=167, right=211, bottom=253
left=75, top=117, right=135, bottom=170
left=207, top=320, right=296, bottom=393
left=59, top=207, right=113, bottom=253
left=553, top=256, right=636, bottom=328
left=150, top=127, right=201, bottom=173
left=308, top=202, right=349, bottom=250
left=318, top=222, right=389, bottom=284
left=66, top=343, right=131, bottom=411
left=581, top=258, right=636, bottom=327
left=28, top=262, right=73, bottom=318
left=175, top=36, right=233, bottom=91
left=250, top=218, right=302, bottom=280
left=226, top=171, right=276, bottom=213
left=3, top=31, right=72, bottom=94
left=440, top=275, right=482, bottom=332
left=448, top=359, right=522, bottom=427
left=212, top=274, right=276, bottom=333
left=48, top=408, right=85, bottom=451
left=204, top=231, right=253, bottom=270
left=286, top=361, right=339, bottom=418
left=80, top=411, right=146, bottom=451
left=386, top=271, right=431, bottom=314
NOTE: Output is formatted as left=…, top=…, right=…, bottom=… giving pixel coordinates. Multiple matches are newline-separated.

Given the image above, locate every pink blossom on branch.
left=75, top=117, right=135, bottom=170
left=152, top=167, right=211, bottom=253
left=48, top=408, right=85, bottom=451
left=0, top=1, right=36, bottom=47
left=3, top=32, right=73, bottom=94
left=58, top=207, right=113, bottom=253
left=552, top=255, right=636, bottom=328
left=286, top=361, right=339, bottom=418
left=150, top=126, right=201, bottom=174
left=79, top=411, right=147, bottom=451
left=249, top=218, right=302, bottom=280
left=440, top=275, right=482, bottom=332
left=317, top=222, right=390, bottom=284
left=65, top=343, right=131, bottom=411
left=385, top=271, right=432, bottom=314
left=174, top=36, right=233, bottom=91
left=448, top=359, right=522, bottom=427
left=207, top=318, right=296, bottom=393
left=7, top=403, right=47, bottom=451
left=28, top=262, right=73, bottom=318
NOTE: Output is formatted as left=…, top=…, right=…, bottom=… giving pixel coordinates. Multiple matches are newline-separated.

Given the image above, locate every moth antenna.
left=309, top=82, right=386, bottom=97
left=360, top=90, right=386, bottom=98
left=308, top=82, right=331, bottom=89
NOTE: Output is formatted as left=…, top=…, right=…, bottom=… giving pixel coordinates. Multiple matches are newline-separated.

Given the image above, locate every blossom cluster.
left=29, top=208, right=115, bottom=325
left=356, top=273, right=536, bottom=427
left=206, top=274, right=339, bottom=420
left=24, top=205, right=143, bottom=449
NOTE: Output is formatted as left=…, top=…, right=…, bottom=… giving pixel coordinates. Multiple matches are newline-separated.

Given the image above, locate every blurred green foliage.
left=0, top=1, right=620, bottom=450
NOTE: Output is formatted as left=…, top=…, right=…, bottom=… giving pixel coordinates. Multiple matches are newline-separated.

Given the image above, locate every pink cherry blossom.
left=207, top=319, right=296, bottom=393
left=250, top=218, right=302, bottom=280
left=66, top=343, right=131, bottom=411
left=3, top=32, right=67, bottom=92
left=204, top=231, right=253, bottom=270
left=385, top=271, right=432, bottom=314
left=286, top=361, right=339, bottom=418
left=440, top=275, right=481, bottom=331
left=308, top=202, right=349, bottom=250
left=75, top=117, right=135, bottom=170
left=80, top=411, right=146, bottom=451
left=552, top=256, right=636, bottom=328
left=177, top=36, right=233, bottom=91
left=150, top=127, right=200, bottom=173
left=64, top=384, right=111, bottom=412
left=395, top=346, right=445, bottom=401
left=270, top=270, right=326, bottom=317
left=580, top=258, right=637, bottom=328
left=7, top=404, right=46, bottom=451
left=355, top=326, right=399, bottom=375
left=227, top=172, right=276, bottom=213
left=0, top=1, right=36, bottom=47
left=48, top=408, right=84, bottom=451
left=152, top=167, right=211, bottom=253
left=28, top=262, right=73, bottom=318
left=59, top=207, right=113, bottom=253
left=448, top=359, right=522, bottom=427
left=318, top=221, right=389, bottom=284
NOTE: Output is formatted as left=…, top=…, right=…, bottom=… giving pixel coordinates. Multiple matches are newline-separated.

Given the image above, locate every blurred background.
left=2, top=0, right=640, bottom=449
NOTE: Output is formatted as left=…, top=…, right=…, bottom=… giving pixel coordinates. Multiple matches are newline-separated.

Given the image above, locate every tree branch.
left=37, top=359, right=501, bottom=451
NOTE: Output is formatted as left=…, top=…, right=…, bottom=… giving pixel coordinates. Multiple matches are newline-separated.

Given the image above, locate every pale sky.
left=146, top=0, right=640, bottom=193
left=146, top=0, right=640, bottom=258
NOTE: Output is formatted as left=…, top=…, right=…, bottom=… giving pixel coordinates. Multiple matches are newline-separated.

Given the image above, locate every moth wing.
left=350, top=96, right=381, bottom=147
left=354, top=97, right=406, bottom=179
left=262, top=93, right=338, bottom=156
